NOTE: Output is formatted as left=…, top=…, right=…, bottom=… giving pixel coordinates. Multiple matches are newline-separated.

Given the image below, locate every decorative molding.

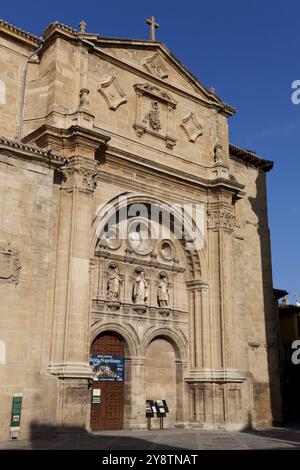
left=181, top=112, right=203, bottom=143
left=132, top=304, right=148, bottom=315
left=98, top=75, right=127, bottom=111
left=134, top=83, right=177, bottom=107
left=48, top=362, right=94, bottom=379
left=185, top=369, right=246, bottom=384
left=0, top=242, right=21, bottom=285
left=186, top=279, right=209, bottom=291
left=22, top=124, right=110, bottom=156
left=143, top=52, right=168, bottom=79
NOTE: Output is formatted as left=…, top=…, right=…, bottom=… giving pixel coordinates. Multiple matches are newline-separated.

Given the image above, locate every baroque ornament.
left=181, top=112, right=203, bottom=143
left=144, top=53, right=168, bottom=79
left=0, top=242, right=21, bottom=285
left=98, top=75, right=127, bottom=111
left=143, top=101, right=161, bottom=131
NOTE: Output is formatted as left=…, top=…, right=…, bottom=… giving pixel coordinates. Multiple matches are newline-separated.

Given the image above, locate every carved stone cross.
left=146, top=16, right=159, bottom=41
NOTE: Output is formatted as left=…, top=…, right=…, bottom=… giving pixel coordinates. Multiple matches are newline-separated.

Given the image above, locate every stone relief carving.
left=157, top=273, right=169, bottom=307
left=143, top=52, right=168, bottom=79
left=62, top=161, right=98, bottom=193
left=181, top=112, right=203, bottom=143
left=133, top=83, right=177, bottom=149
left=143, top=101, right=161, bottom=132
left=0, top=242, right=21, bottom=285
left=207, top=208, right=236, bottom=232
left=98, top=75, right=127, bottom=110
left=132, top=269, right=148, bottom=304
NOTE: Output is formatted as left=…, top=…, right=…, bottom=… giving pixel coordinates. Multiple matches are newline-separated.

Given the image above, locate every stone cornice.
left=229, top=143, right=273, bottom=172
left=102, top=147, right=245, bottom=196
left=42, top=21, right=77, bottom=39
left=0, top=19, right=41, bottom=49
left=0, top=136, right=65, bottom=167
left=185, top=369, right=246, bottom=384
left=22, top=124, right=111, bottom=155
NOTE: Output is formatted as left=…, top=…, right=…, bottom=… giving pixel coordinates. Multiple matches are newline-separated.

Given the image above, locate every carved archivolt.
left=0, top=242, right=21, bottom=285
left=181, top=112, right=203, bottom=143
left=98, top=75, right=127, bottom=111
left=143, top=53, right=168, bottom=79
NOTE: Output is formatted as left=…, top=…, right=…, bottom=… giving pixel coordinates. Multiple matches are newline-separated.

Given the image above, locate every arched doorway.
left=90, top=332, right=125, bottom=430
left=145, top=337, right=177, bottom=428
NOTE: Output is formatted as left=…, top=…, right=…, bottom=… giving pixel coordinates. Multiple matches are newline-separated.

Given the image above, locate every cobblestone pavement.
left=1, top=427, right=300, bottom=450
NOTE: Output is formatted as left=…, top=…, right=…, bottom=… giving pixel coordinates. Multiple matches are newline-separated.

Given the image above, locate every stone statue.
left=157, top=275, right=169, bottom=307
left=132, top=270, right=148, bottom=304
left=107, top=265, right=122, bottom=301
left=214, top=144, right=223, bottom=164
left=79, top=88, right=90, bottom=111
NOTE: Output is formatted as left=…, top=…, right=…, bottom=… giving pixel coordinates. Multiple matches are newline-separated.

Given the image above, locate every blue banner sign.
left=90, top=354, right=125, bottom=382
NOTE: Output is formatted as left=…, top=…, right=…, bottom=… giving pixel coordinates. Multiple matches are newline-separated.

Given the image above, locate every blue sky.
left=2, top=0, right=299, bottom=301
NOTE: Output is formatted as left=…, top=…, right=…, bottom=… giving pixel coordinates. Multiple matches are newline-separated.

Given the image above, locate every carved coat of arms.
left=0, top=243, right=21, bottom=285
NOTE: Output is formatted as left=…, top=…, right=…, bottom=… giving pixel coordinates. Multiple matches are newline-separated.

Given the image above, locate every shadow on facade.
left=248, top=172, right=282, bottom=425
left=30, top=422, right=185, bottom=450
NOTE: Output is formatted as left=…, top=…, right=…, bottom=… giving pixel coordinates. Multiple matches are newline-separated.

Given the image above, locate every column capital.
left=186, top=279, right=209, bottom=291
left=207, top=205, right=235, bottom=232
left=61, top=156, right=99, bottom=193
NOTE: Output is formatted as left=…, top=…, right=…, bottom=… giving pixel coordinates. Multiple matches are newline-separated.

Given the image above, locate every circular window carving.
left=127, top=218, right=155, bottom=255
left=102, top=227, right=122, bottom=250
left=159, top=239, right=175, bottom=261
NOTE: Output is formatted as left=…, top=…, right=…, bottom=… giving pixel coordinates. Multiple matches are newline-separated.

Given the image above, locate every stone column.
left=207, top=199, right=237, bottom=371
left=186, top=280, right=211, bottom=370
left=127, top=357, right=146, bottom=429
left=49, top=155, right=99, bottom=427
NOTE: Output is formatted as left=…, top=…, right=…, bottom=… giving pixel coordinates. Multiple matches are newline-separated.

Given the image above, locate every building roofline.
left=229, top=143, right=273, bottom=172
left=40, top=22, right=235, bottom=117
left=274, top=288, right=289, bottom=300
left=0, top=19, right=41, bottom=48
left=0, top=136, right=66, bottom=165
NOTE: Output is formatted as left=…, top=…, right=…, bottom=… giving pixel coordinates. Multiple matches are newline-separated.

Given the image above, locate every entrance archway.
left=145, top=337, right=177, bottom=428
left=90, top=332, right=125, bottom=430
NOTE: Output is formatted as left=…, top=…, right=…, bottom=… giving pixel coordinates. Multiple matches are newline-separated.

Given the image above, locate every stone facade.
left=0, top=19, right=281, bottom=440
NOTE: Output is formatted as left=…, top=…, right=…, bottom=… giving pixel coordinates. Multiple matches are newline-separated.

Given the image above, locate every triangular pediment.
left=84, top=37, right=234, bottom=116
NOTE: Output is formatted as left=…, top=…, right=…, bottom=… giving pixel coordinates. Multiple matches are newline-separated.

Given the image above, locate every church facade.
left=0, top=19, right=281, bottom=440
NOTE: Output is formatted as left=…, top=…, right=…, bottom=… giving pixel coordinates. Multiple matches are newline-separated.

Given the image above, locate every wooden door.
left=90, top=333, right=124, bottom=430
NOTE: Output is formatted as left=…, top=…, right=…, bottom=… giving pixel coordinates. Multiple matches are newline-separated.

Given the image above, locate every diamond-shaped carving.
left=98, top=75, right=127, bottom=111
left=181, top=112, right=203, bottom=143
left=144, top=53, right=168, bottom=79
